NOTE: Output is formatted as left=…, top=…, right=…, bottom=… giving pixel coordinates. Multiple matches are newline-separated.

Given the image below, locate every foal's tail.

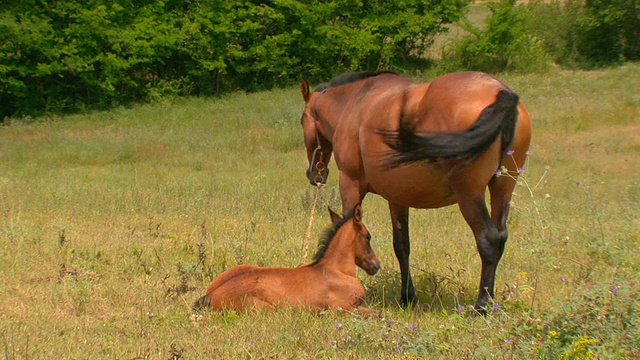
left=381, top=89, right=519, bottom=171
left=192, top=295, right=210, bottom=311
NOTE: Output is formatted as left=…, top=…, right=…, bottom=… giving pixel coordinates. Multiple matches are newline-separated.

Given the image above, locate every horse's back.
left=369, top=71, right=530, bottom=160
left=428, top=71, right=532, bottom=156
left=432, top=72, right=532, bottom=174
left=355, top=71, right=511, bottom=134
left=355, top=71, right=531, bottom=209
left=420, top=71, right=531, bottom=168
left=413, top=72, right=510, bottom=132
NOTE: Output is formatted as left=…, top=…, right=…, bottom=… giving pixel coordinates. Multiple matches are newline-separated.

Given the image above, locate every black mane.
left=311, top=213, right=354, bottom=263
left=314, top=71, right=396, bottom=92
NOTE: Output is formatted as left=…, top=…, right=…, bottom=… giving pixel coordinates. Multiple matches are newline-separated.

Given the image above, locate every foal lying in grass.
left=193, top=204, right=380, bottom=317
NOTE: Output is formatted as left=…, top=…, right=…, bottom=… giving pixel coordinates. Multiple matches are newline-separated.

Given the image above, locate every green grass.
left=1, top=64, right=640, bottom=358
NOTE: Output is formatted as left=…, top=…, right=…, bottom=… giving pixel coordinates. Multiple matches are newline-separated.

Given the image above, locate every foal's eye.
left=366, top=233, right=372, bottom=242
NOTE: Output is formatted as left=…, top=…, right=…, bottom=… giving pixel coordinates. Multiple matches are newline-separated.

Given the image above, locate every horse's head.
left=329, top=204, right=380, bottom=276
left=300, top=79, right=333, bottom=186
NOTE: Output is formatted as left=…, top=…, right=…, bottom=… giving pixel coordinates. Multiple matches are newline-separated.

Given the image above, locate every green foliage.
left=0, top=0, right=469, bottom=119
left=521, top=0, right=640, bottom=69
left=518, top=0, right=585, bottom=68
left=443, top=0, right=638, bottom=72
left=442, top=0, right=550, bottom=73
left=576, top=0, right=640, bottom=65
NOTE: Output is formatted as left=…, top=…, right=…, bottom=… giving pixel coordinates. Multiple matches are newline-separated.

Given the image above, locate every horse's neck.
left=314, top=233, right=356, bottom=277
left=316, top=90, right=349, bottom=140
left=317, top=116, right=336, bottom=144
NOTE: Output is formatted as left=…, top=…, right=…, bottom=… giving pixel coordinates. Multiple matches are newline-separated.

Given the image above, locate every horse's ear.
left=300, top=79, right=310, bottom=103
left=328, top=207, right=342, bottom=224
left=353, top=203, right=363, bottom=223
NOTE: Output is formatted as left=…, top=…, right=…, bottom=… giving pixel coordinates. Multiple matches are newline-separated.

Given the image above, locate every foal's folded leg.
left=353, top=306, right=382, bottom=319
left=331, top=306, right=381, bottom=319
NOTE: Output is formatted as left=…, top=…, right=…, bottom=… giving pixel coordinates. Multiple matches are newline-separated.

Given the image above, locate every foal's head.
left=317, top=204, right=380, bottom=276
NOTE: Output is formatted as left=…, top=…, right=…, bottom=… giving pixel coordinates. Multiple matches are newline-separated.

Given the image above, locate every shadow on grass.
left=363, top=267, right=477, bottom=314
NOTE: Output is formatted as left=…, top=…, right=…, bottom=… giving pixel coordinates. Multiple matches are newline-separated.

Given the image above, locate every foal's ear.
left=352, top=203, right=363, bottom=223
left=328, top=207, right=342, bottom=224
left=300, top=79, right=310, bottom=103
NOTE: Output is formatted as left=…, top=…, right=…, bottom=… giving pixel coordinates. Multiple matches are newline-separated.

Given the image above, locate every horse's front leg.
left=338, top=172, right=367, bottom=217
left=389, top=203, right=416, bottom=306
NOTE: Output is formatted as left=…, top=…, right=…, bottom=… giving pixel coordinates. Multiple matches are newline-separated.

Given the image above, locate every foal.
left=193, top=204, right=381, bottom=316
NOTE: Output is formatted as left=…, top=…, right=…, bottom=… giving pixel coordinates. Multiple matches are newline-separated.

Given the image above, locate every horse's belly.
left=366, top=164, right=457, bottom=209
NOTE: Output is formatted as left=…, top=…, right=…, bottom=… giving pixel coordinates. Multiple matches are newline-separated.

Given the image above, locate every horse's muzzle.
left=306, top=168, right=329, bottom=186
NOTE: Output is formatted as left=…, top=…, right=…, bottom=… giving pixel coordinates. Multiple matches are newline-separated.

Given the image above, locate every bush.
left=441, top=0, right=550, bottom=73
left=523, top=0, right=640, bottom=68
left=519, top=0, right=584, bottom=68
left=576, top=0, right=640, bottom=65
left=443, top=0, right=638, bottom=72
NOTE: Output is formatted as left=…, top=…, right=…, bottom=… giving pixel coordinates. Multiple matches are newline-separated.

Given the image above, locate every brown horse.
left=193, top=204, right=381, bottom=317
left=299, top=71, right=532, bottom=311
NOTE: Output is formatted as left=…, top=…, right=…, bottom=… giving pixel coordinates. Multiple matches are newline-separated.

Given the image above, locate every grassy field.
left=1, top=63, right=639, bottom=358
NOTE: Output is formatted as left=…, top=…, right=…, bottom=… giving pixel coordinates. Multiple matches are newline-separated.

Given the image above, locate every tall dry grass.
left=1, top=64, right=639, bottom=358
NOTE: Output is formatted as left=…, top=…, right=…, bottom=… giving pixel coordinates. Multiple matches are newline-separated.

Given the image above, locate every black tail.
left=192, top=295, right=210, bottom=311
left=381, top=89, right=519, bottom=170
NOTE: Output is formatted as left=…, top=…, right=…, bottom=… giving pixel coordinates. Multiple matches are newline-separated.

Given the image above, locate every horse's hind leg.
left=488, top=174, right=518, bottom=246
left=454, top=192, right=504, bottom=311
left=389, top=203, right=416, bottom=306
left=486, top=153, right=527, bottom=285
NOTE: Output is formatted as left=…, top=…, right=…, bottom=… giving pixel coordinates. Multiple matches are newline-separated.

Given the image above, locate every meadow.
left=1, top=64, right=639, bottom=358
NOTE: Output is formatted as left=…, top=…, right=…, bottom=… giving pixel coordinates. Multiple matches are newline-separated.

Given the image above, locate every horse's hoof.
left=399, top=296, right=417, bottom=308
left=472, top=305, right=489, bottom=316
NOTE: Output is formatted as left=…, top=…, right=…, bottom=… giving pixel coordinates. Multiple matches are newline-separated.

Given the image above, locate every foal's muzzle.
left=365, top=259, right=381, bottom=276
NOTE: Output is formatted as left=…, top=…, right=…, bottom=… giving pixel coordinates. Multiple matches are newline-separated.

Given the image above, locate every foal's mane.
left=311, top=214, right=354, bottom=263
left=314, top=71, right=397, bottom=92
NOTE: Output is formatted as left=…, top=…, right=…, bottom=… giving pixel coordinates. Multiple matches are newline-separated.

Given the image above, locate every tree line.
left=0, top=0, right=468, bottom=118
left=1, top=0, right=638, bottom=120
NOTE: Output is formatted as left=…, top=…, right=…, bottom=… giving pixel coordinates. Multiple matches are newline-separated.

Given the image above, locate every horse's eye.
left=366, top=233, right=371, bottom=242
